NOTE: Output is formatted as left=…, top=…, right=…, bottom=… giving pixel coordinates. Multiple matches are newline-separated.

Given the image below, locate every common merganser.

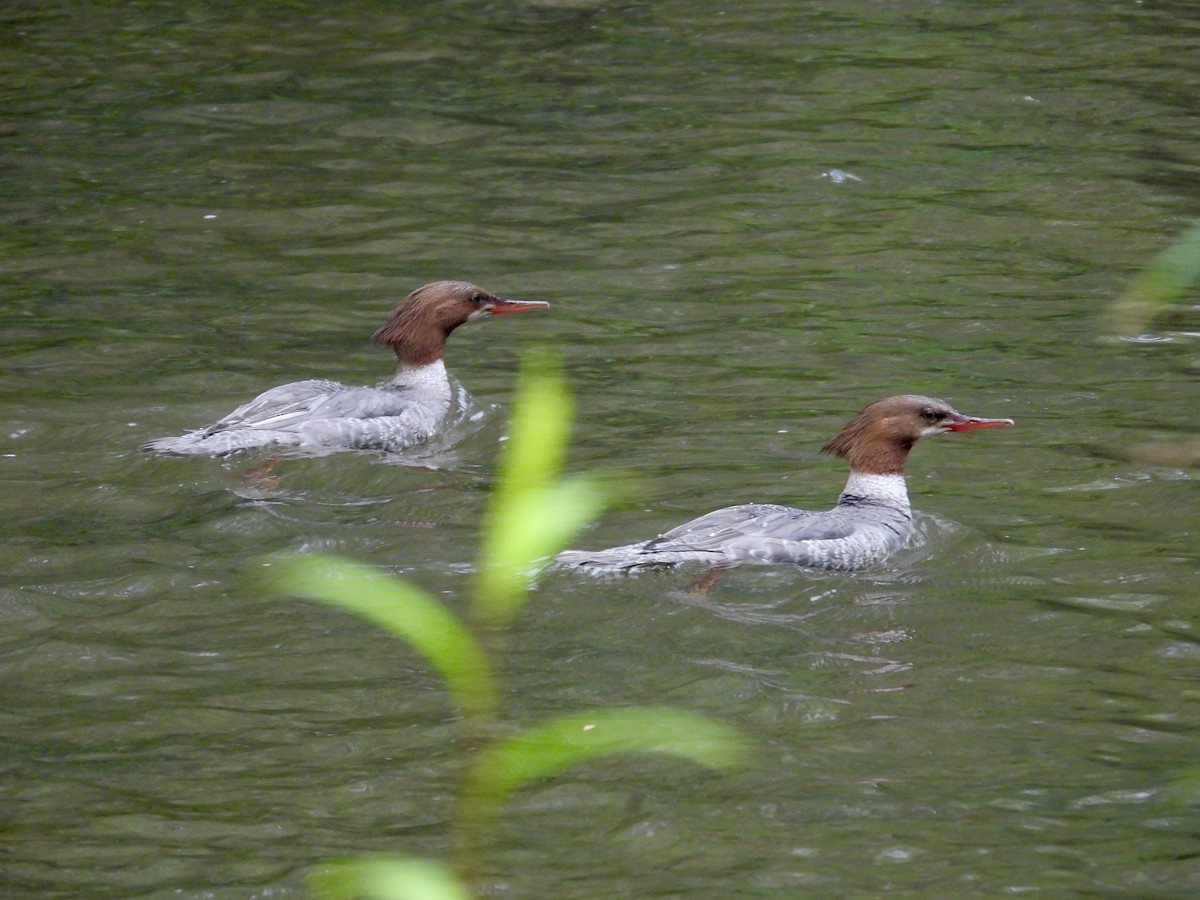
left=555, top=395, right=1013, bottom=574
left=141, top=281, right=549, bottom=456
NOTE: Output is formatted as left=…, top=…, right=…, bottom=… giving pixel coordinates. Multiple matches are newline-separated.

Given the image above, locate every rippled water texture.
left=3, top=1, right=1200, bottom=896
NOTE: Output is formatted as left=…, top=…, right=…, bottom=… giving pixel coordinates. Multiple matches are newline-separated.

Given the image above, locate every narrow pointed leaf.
left=475, top=355, right=605, bottom=623
left=495, top=356, right=572, bottom=499
left=309, top=855, right=471, bottom=900
left=272, top=553, right=496, bottom=720
left=1102, top=222, right=1200, bottom=335
left=475, top=476, right=604, bottom=622
left=461, top=707, right=747, bottom=817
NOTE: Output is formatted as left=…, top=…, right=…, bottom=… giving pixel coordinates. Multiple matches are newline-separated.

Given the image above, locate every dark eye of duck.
left=922, top=407, right=945, bottom=422
left=470, top=292, right=485, bottom=304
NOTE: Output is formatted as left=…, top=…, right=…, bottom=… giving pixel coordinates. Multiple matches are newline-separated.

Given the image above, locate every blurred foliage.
left=1104, top=224, right=1200, bottom=466
left=308, top=857, right=472, bottom=900
left=457, top=707, right=745, bottom=853
left=274, top=554, right=497, bottom=720
left=1101, top=221, right=1200, bottom=336
left=273, top=355, right=747, bottom=899
left=474, top=359, right=604, bottom=624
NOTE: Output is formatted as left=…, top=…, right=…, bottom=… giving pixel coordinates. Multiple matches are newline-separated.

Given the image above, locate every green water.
left=4, top=1, right=1199, bottom=896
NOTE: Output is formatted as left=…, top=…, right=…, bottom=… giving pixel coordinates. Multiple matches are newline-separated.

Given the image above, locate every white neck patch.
left=841, top=472, right=910, bottom=509
left=390, top=358, right=450, bottom=393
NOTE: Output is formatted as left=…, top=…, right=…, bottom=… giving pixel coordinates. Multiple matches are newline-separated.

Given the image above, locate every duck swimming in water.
left=555, top=395, right=1013, bottom=574
left=141, top=281, right=549, bottom=457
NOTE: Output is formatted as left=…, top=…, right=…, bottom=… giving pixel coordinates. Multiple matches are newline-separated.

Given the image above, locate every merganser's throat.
left=838, top=472, right=910, bottom=512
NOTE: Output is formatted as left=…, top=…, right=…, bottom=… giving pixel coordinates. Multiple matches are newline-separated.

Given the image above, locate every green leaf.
left=474, top=355, right=605, bottom=623
left=460, top=707, right=747, bottom=821
left=309, top=855, right=472, bottom=900
left=475, top=476, right=604, bottom=622
left=272, top=553, right=497, bottom=720
left=495, top=354, right=572, bottom=498
left=1102, top=221, right=1200, bottom=335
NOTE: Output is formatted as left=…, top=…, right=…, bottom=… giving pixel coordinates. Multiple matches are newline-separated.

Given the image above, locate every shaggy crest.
left=371, top=281, right=495, bottom=367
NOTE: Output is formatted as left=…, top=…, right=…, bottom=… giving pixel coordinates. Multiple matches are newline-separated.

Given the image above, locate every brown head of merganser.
left=370, top=280, right=550, bottom=367
left=555, top=394, right=1013, bottom=573
left=141, top=280, right=549, bottom=457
